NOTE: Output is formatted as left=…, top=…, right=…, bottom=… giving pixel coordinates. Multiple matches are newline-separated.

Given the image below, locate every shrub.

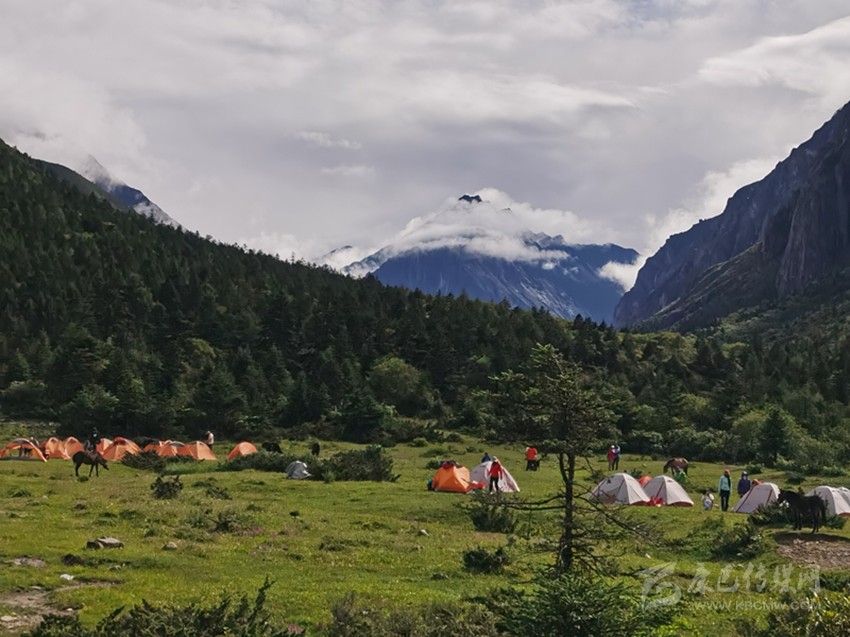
left=825, top=515, right=847, bottom=530
left=711, top=520, right=772, bottom=560
left=213, top=509, right=244, bottom=533
left=122, top=451, right=166, bottom=473
left=464, top=492, right=517, bottom=533
left=745, top=465, right=762, bottom=475
left=218, top=451, right=301, bottom=474
left=150, top=475, right=183, bottom=500
left=786, top=472, right=805, bottom=485
left=498, top=573, right=676, bottom=637
left=410, top=437, right=429, bottom=447
left=316, top=446, right=398, bottom=482
left=735, top=592, right=850, bottom=636
left=425, top=459, right=441, bottom=471
left=322, top=593, right=499, bottom=637
left=821, top=466, right=846, bottom=477
left=24, top=580, right=298, bottom=637
left=749, top=502, right=790, bottom=527
left=462, top=546, right=511, bottom=574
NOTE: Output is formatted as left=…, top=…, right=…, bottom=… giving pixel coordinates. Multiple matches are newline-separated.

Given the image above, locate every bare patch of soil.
left=775, top=532, right=850, bottom=570
left=0, top=581, right=118, bottom=635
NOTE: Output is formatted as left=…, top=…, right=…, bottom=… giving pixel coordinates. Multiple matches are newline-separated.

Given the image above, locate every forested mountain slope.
left=4, top=138, right=850, bottom=471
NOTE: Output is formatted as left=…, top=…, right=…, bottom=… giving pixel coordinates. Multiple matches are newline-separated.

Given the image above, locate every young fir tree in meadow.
left=488, top=343, right=615, bottom=573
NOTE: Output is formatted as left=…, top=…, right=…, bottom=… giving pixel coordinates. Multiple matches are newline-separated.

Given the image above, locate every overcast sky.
left=2, top=0, right=850, bottom=287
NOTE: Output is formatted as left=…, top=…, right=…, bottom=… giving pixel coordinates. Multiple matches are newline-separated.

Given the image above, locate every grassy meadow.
left=2, top=421, right=850, bottom=636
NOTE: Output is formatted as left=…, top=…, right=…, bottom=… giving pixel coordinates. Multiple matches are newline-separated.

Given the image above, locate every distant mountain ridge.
left=342, top=194, right=638, bottom=322
left=614, top=100, right=850, bottom=330
left=37, top=155, right=177, bottom=227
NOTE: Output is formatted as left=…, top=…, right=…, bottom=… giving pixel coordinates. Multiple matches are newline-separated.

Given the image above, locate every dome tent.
left=805, top=486, right=850, bottom=518
left=644, top=475, right=693, bottom=506
left=591, top=473, right=650, bottom=505
left=431, top=461, right=472, bottom=493
left=470, top=460, right=520, bottom=493
left=733, top=482, right=780, bottom=514
left=227, top=442, right=258, bottom=460
left=286, top=460, right=310, bottom=479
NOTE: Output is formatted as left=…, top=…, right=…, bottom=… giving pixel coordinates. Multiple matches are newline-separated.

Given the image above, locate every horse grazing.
left=72, top=451, right=109, bottom=477
left=663, top=458, right=689, bottom=475
left=261, top=442, right=283, bottom=454
left=778, top=489, right=827, bottom=533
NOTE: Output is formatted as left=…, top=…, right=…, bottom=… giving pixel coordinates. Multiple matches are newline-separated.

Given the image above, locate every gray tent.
left=285, top=460, right=310, bottom=479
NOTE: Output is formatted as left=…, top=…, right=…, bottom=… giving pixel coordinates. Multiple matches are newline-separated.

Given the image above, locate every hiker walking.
left=718, top=469, right=732, bottom=512
left=488, top=458, right=504, bottom=494
left=525, top=446, right=538, bottom=471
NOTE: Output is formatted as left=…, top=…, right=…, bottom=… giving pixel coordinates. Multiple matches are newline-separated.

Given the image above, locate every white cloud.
left=296, top=131, right=362, bottom=149
left=320, top=164, right=376, bottom=177
left=1, top=0, right=849, bottom=280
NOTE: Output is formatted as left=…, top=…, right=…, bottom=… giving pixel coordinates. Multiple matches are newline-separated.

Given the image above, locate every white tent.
left=285, top=460, right=310, bottom=479
left=732, top=482, right=780, bottom=514
left=591, top=473, right=650, bottom=505
left=644, top=475, right=694, bottom=506
left=470, top=461, right=520, bottom=493
left=806, top=486, right=850, bottom=518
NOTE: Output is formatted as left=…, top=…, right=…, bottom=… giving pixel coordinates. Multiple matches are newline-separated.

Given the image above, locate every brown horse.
left=72, top=451, right=109, bottom=477
left=663, top=457, right=689, bottom=475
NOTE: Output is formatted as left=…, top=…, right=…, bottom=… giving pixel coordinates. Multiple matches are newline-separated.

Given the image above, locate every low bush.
left=745, top=465, right=762, bottom=475
left=825, top=515, right=847, bottom=530
left=786, top=472, right=805, bottom=485
left=749, top=502, right=790, bottom=527
left=24, top=580, right=298, bottom=637
left=735, top=592, right=850, bottom=636
left=213, top=509, right=244, bottom=533
left=711, top=520, right=772, bottom=560
left=150, top=475, right=183, bottom=500
left=497, top=573, right=677, bottom=637
left=323, top=593, right=499, bottom=637
left=218, top=451, right=302, bottom=474
left=315, top=446, right=398, bottom=482
left=122, top=451, right=166, bottom=473
left=462, top=546, right=511, bottom=574
left=464, top=492, right=517, bottom=533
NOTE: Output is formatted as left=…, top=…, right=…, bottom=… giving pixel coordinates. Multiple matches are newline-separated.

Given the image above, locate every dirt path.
left=0, top=581, right=116, bottom=635
left=775, top=532, right=850, bottom=570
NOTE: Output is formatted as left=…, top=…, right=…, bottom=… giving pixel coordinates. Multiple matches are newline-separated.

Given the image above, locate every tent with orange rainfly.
left=96, top=438, right=113, bottom=455
left=178, top=441, right=217, bottom=461
left=64, top=437, right=85, bottom=457
left=102, top=437, right=142, bottom=462
left=227, top=442, right=258, bottom=460
left=151, top=440, right=185, bottom=457
left=0, top=438, right=47, bottom=461
left=430, top=461, right=472, bottom=493
left=43, top=437, right=71, bottom=460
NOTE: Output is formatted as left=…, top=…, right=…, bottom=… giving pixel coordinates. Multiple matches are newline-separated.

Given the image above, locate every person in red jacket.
left=525, top=446, right=538, bottom=471
left=488, top=458, right=504, bottom=494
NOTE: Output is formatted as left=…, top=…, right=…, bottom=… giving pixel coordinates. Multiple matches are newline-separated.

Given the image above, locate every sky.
left=2, top=1, right=850, bottom=289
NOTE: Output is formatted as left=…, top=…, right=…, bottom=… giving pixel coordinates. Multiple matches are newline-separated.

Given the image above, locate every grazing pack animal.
left=261, top=442, right=283, bottom=454
left=310, top=442, right=321, bottom=457
left=72, top=451, right=109, bottom=477
left=778, top=489, right=827, bottom=533
left=663, top=457, right=689, bottom=475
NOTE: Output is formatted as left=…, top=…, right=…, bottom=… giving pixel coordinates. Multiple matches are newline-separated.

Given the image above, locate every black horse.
left=72, top=451, right=109, bottom=477
left=778, top=489, right=827, bottom=533
left=261, top=442, right=283, bottom=454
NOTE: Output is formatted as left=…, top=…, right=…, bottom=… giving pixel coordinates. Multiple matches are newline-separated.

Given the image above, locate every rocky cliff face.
left=614, top=101, right=850, bottom=330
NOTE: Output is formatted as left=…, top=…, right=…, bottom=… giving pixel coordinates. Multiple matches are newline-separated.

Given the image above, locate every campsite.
left=3, top=422, right=850, bottom=636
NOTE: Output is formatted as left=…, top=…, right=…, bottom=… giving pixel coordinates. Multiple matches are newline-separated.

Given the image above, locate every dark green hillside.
left=3, top=137, right=850, bottom=469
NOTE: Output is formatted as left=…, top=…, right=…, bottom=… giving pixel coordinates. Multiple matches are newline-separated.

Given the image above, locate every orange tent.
left=64, top=437, right=85, bottom=457
left=0, top=438, right=47, bottom=462
left=43, top=437, right=70, bottom=460
left=227, top=441, right=258, bottom=460
left=178, top=441, right=217, bottom=461
left=431, top=462, right=472, bottom=493
left=96, top=438, right=113, bottom=454
left=154, top=441, right=185, bottom=457
left=102, top=437, right=142, bottom=462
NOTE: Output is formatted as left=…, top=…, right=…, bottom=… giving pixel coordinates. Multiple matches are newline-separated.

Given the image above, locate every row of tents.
left=0, top=437, right=312, bottom=478
left=430, top=460, right=521, bottom=493
left=590, top=473, right=850, bottom=517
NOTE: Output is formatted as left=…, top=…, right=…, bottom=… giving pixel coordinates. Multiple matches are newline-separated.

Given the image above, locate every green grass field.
left=2, top=422, right=850, bottom=636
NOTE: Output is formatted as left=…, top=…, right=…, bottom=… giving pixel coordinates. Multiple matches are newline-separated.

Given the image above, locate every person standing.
left=488, top=458, right=504, bottom=494
left=718, top=469, right=732, bottom=512
left=737, top=471, right=751, bottom=499
left=525, top=446, right=538, bottom=471
left=613, top=444, right=621, bottom=470
left=205, top=430, right=214, bottom=448
left=607, top=446, right=616, bottom=471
